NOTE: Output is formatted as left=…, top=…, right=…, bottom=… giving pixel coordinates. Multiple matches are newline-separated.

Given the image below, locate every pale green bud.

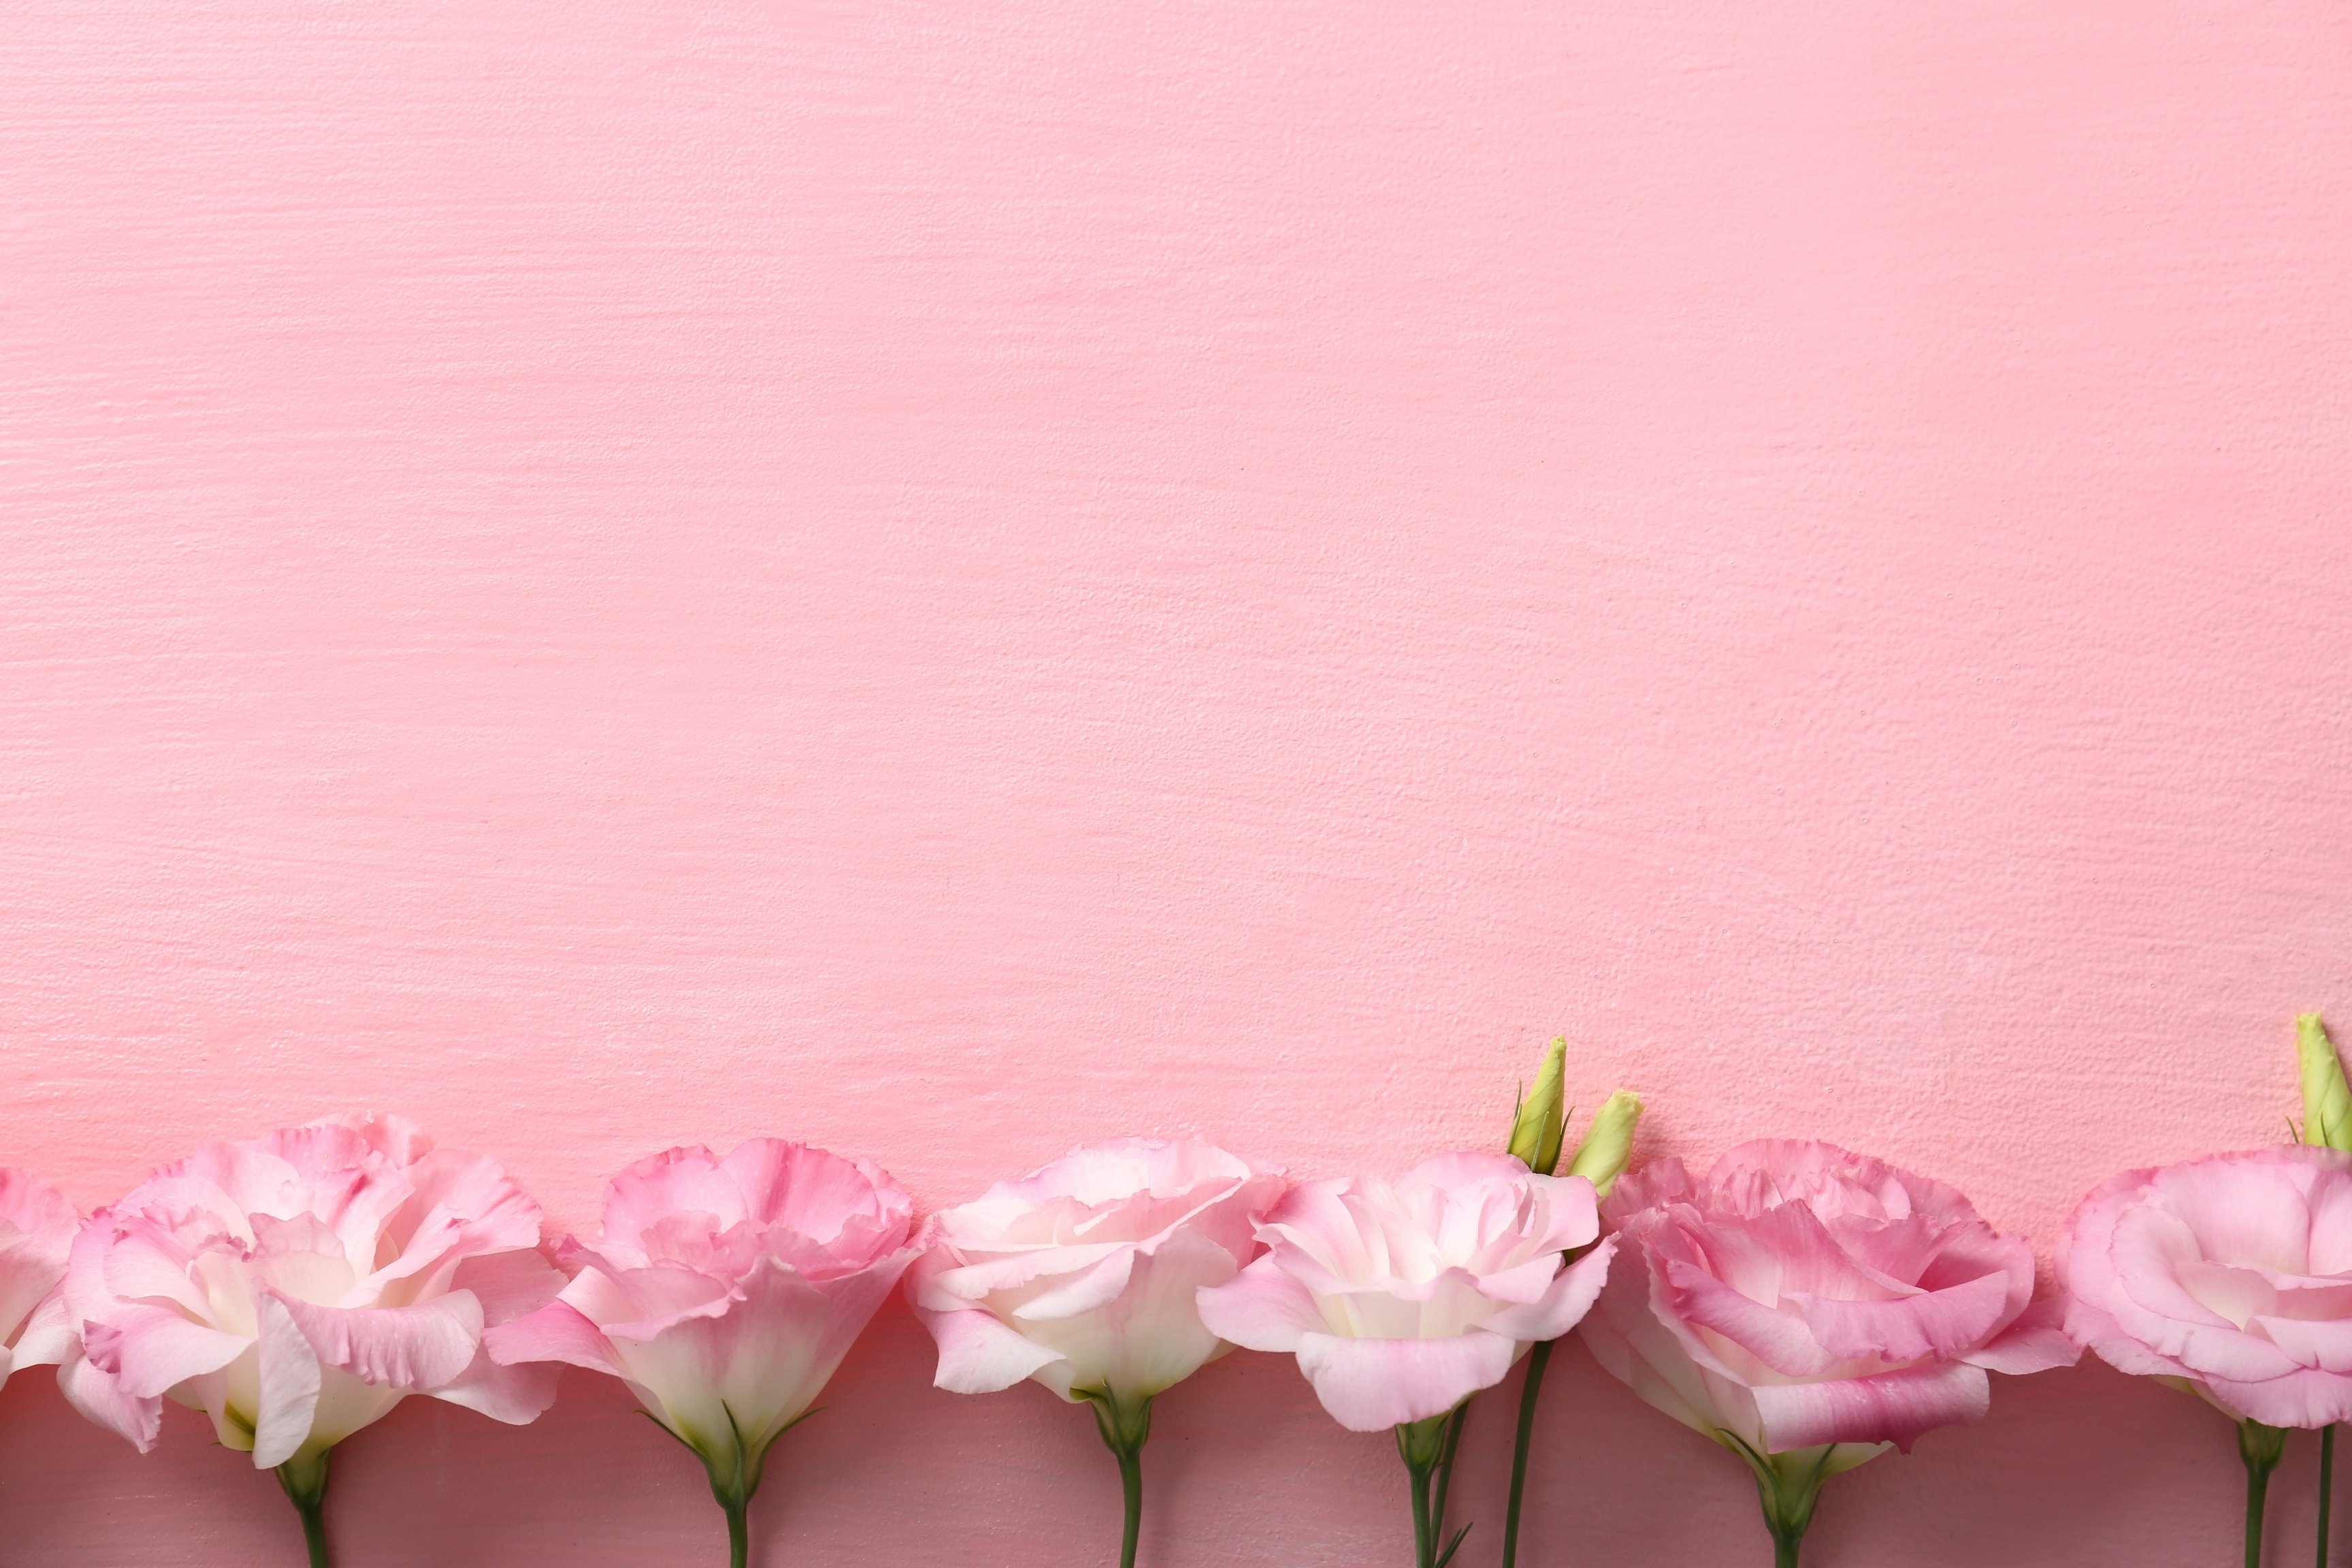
left=1565, top=1089, right=1644, bottom=1199
left=1507, top=1037, right=1568, bottom=1175
left=2299, top=1013, right=2352, bottom=1153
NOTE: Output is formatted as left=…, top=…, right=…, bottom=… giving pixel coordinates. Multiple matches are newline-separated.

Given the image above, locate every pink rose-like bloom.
left=910, top=1139, right=1284, bottom=1404
left=1195, top=1153, right=1613, bottom=1432
left=57, top=1115, right=563, bottom=1469
left=486, top=1141, right=922, bottom=1475
left=0, top=1169, right=80, bottom=1386
left=1582, top=1140, right=2074, bottom=1465
left=2060, top=1146, right=2352, bottom=1429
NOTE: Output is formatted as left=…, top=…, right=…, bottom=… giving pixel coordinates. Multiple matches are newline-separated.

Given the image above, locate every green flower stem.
left=1722, top=1437, right=1832, bottom=1568
left=2321, top=1425, right=2336, bottom=1568
left=2242, top=1419, right=2289, bottom=1568
left=274, top=1446, right=333, bottom=1568
left=723, top=1490, right=750, bottom=1568
left=1499, top=1337, right=1555, bottom=1568
left=1427, top=1399, right=1469, bottom=1545
left=659, top=1401, right=811, bottom=1568
left=1083, top=1388, right=1155, bottom=1568
left=1396, top=1408, right=1471, bottom=1568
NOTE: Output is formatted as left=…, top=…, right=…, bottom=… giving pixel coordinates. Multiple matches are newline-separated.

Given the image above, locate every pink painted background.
left=3, top=2, right=2350, bottom=1563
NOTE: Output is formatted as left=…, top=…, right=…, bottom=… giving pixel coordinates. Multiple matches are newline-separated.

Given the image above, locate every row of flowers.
left=0, top=1017, right=2343, bottom=1568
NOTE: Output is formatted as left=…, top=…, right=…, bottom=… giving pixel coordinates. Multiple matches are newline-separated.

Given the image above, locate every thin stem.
left=1085, top=1389, right=1155, bottom=1568
left=2251, top=1462, right=2274, bottom=1568
left=274, top=1448, right=333, bottom=1568
left=2242, top=1420, right=2289, bottom=1568
left=1773, top=1530, right=1801, bottom=1568
left=1428, top=1399, right=1469, bottom=1546
left=1410, top=1454, right=1436, bottom=1568
left=1396, top=1414, right=1455, bottom=1568
left=1500, top=1337, right=1556, bottom=1568
left=724, top=1491, right=749, bottom=1568
left=2321, top=1425, right=2336, bottom=1568
left=1115, top=1440, right=1143, bottom=1568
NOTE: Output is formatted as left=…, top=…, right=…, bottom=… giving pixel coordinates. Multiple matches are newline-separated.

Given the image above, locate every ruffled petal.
left=1482, top=1237, right=1614, bottom=1344
left=84, top=1305, right=248, bottom=1400
left=916, top=1301, right=1064, bottom=1394
left=250, top=1292, right=325, bottom=1469
left=428, top=1350, right=564, bottom=1424
left=1195, top=1254, right=1328, bottom=1354
left=1751, top=1360, right=1990, bottom=1453
left=1963, top=1298, right=2081, bottom=1375
left=1292, top=1329, right=1517, bottom=1432
left=272, top=1290, right=485, bottom=1392
left=57, top=1346, right=162, bottom=1451
left=1794, top=1268, right=2012, bottom=1365
left=485, top=1297, right=625, bottom=1375
left=8, top=1288, right=76, bottom=1373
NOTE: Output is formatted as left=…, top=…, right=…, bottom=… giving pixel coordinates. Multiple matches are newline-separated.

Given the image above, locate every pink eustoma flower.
left=2060, top=1146, right=2352, bottom=1428
left=55, top=1115, right=563, bottom=1563
left=909, top=1139, right=1283, bottom=1568
left=0, top=1168, right=80, bottom=1388
left=487, top=1141, right=922, bottom=1563
left=1196, top=1152, right=1613, bottom=1434
left=1582, top=1140, right=2073, bottom=1565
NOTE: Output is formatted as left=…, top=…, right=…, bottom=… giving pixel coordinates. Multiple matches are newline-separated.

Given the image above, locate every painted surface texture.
left=3, top=2, right=2351, bottom=1563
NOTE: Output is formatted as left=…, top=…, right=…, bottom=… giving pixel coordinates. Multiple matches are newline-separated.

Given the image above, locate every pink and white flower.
left=486, top=1140, right=921, bottom=1490
left=910, top=1139, right=1283, bottom=1405
left=1195, top=1152, right=1612, bottom=1432
left=1582, top=1140, right=2074, bottom=1467
left=0, top=1168, right=80, bottom=1387
left=55, top=1115, right=563, bottom=1470
left=2059, top=1145, right=2352, bottom=1429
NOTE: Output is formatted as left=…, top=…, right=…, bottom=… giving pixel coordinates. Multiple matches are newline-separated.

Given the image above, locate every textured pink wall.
left=3, top=2, right=2350, bottom=1563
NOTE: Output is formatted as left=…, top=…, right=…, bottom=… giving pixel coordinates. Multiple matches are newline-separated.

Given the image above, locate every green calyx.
left=1716, top=1435, right=1852, bottom=1568
left=1396, top=1407, right=1472, bottom=1568
left=274, top=1444, right=334, bottom=1568
left=1078, top=1388, right=1155, bottom=1568
left=642, top=1402, right=823, bottom=1568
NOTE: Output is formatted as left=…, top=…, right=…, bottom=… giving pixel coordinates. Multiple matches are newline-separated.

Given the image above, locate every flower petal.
left=917, top=1301, right=1066, bottom=1394
left=272, top=1290, right=485, bottom=1391
left=84, top=1305, right=248, bottom=1400
left=1751, top=1360, right=1990, bottom=1452
left=1963, top=1298, right=2081, bottom=1375
left=428, top=1351, right=564, bottom=1424
left=1195, top=1254, right=1327, bottom=1354
left=1293, top=1329, right=1517, bottom=1432
left=485, top=1300, right=625, bottom=1376
left=1482, top=1237, right=1615, bottom=1344
left=250, top=1292, right=325, bottom=1469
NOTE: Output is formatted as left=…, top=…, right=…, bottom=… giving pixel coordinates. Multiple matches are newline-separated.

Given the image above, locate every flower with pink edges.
left=0, top=1168, right=80, bottom=1388
left=2059, top=1145, right=2352, bottom=1429
left=1582, top=1140, right=2073, bottom=1564
left=910, top=1138, right=1284, bottom=1568
left=1196, top=1152, right=1613, bottom=1433
left=54, top=1115, right=564, bottom=1563
left=487, top=1140, right=923, bottom=1560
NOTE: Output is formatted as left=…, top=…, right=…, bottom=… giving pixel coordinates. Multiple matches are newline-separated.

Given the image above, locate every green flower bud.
left=2300, top=1013, right=2352, bottom=1153
left=1565, top=1089, right=1644, bottom=1200
left=1507, top=1037, right=1568, bottom=1175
